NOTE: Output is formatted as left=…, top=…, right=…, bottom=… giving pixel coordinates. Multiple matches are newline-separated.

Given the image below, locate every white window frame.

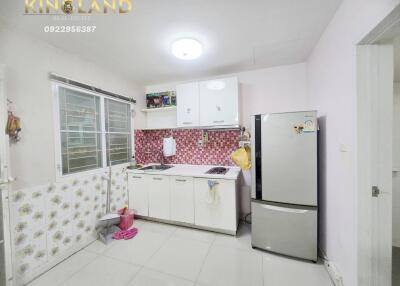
left=52, top=82, right=134, bottom=181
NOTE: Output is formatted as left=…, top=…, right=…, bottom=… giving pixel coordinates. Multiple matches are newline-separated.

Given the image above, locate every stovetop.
left=205, top=167, right=229, bottom=175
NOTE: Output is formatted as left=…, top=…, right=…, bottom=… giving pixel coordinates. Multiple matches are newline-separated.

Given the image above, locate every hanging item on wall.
left=231, top=146, right=251, bottom=170
left=146, top=91, right=176, bottom=109
left=6, top=111, right=21, bottom=142
left=163, top=136, right=176, bottom=157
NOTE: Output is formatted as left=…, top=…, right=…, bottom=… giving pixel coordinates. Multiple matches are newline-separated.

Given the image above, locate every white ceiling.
left=0, top=0, right=342, bottom=85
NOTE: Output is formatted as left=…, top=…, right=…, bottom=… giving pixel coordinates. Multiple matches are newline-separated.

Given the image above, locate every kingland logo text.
left=24, top=0, right=132, bottom=14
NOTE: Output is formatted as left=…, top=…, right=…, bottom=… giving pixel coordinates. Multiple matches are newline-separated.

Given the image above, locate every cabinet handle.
left=153, top=177, right=163, bottom=181
left=182, top=122, right=192, bottom=125
left=213, top=120, right=225, bottom=124
left=176, top=179, right=187, bottom=182
left=132, top=176, right=142, bottom=179
left=186, top=108, right=191, bottom=114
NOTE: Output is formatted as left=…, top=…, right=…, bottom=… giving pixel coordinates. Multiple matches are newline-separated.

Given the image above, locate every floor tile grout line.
left=59, top=252, right=144, bottom=286
left=123, top=265, right=144, bottom=286
left=99, top=251, right=146, bottom=269
left=141, top=225, right=178, bottom=265
left=29, top=250, right=100, bottom=286
left=82, top=221, right=179, bottom=269
left=261, top=253, right=264, bottom=286
left=58, top=253, right=105, bottom=286
left=140, top=265, right=197, bottom=284
left=193, top=235, right=217, bottom=285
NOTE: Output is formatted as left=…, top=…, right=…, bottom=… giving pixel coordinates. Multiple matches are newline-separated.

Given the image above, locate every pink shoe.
left=112, top=230, right=128, bottom=240
left=123, top=228, right=138, bottom=240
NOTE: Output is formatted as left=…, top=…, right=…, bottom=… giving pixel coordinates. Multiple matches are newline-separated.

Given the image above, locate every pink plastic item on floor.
left=118, top=208, right=135, bottom=230
left=112, top=228, right=138, bottom=240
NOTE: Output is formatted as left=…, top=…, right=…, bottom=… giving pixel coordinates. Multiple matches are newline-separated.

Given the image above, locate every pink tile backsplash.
left=134, top=129, right=240, bottom=166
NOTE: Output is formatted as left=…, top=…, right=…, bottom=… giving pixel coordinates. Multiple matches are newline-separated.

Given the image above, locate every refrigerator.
left=251, top=111, right=318, bottom=262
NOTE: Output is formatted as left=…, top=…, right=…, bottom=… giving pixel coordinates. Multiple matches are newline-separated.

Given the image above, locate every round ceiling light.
left=172, top=38, right=203, bottom=60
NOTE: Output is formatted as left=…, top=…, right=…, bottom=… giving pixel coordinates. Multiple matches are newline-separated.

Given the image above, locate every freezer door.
left=261, top=111, right=317, bottom=206
left=251, top=201, right=317, bottom=261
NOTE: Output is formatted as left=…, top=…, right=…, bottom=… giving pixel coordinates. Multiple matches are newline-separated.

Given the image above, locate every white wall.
left=0, top=25, right=146, bottom=190
left=145, top=63, right=310, bottom=130
left=394, top=82, right=400, bottom=247
left=0, top=26, right=147, bottom=283
left=306, top=0, right=400, bottom=285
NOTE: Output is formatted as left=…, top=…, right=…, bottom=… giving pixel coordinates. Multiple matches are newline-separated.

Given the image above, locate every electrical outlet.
left=324, top=260, right=344, bottom=286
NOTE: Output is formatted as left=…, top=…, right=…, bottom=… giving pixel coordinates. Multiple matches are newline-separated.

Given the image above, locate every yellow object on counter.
left=231, top=146, right=251, bottom=170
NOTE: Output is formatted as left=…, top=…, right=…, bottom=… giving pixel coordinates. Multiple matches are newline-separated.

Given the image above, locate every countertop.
left=126, top=164, right=241, bottom=180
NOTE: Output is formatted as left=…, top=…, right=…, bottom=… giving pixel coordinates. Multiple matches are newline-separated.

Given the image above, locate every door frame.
left=357, top=44, right=394, bottom=286
left=356, top=8, right=400, bottom=286
left=0, top=64, right=14, bottom=285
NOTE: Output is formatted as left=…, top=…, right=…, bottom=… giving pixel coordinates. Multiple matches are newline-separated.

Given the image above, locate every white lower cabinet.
left=128, top=174, right=149, bottom=216
left=170, top=176, right=195, bottom=224
left=148, top=175, right=171, bottom=220
left=194, top=178, right=237, bottom=232
left=128, top=172, right=238, bottom=234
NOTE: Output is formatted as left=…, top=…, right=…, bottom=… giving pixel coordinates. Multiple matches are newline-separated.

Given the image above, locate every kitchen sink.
left=139, top=164, right=173, bottom=171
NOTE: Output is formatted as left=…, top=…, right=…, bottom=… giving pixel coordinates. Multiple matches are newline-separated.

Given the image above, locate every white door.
left=170, top=176, right=194, bottom=224
left=357, top=45, right=393, bottom=286
left=128, top=174, right=149, bottom=216
left=199, top=77, right=239, bottom=127
left=0, top=65, right=13, bottom=286
left=194, top=178, right=237, bottom=232
left=148, top=175, right=170, bottom=220
left=176, top=82, right=199, bottom=127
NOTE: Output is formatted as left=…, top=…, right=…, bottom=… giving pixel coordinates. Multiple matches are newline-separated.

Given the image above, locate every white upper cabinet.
left=176, top=82, right=200, bottom=127
left=199, top=77, right=239, bottom=127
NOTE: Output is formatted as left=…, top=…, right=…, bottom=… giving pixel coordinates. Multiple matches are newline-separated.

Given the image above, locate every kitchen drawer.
left=251, top=201, right=317, bottom=261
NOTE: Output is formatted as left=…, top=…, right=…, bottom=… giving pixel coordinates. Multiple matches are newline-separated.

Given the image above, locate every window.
left=105, top=99, right=132, bottom=166
left=56, top=85, right=132, bottom=176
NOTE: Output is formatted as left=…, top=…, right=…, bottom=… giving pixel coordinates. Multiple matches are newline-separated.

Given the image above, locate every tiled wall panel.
left=11, top=165, right=128, bottom=282
left=135, top=129, right=240, bottom=166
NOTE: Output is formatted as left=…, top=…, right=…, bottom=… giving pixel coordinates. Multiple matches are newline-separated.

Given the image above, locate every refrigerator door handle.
left=260, top=204, right=309, bottom=214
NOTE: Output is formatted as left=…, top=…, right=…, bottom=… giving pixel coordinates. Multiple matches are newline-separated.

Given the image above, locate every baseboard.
left=20, top=235, right=97, bottom=285
left=319, top=248, right=344, bottom=286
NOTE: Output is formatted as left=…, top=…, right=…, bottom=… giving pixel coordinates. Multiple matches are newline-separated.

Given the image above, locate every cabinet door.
left=148, top=175, right=170, bottom=220
left=128, top=174, right=149, bottom=216
left=194, top=178, right=237, bottom=232
left=199, top=77, right=239, bottom=126
left=170, top=176, right=194, bottom=224
left=176, top=82, right=200, bottom=127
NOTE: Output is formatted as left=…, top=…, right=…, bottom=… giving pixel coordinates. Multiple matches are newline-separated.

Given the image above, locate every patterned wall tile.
left=11, top=166, right=127, bottom=281
left=134, top=129, right=240, bottom=166
left=11, top=185, right=48, bottom=276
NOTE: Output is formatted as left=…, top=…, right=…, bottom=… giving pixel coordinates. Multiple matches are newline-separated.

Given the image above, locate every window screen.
left=59, top=87, right=102, bottom=175
left=105, top=99, right=132, bottom=166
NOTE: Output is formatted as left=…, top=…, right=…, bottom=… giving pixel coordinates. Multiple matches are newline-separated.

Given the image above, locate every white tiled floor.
left=27, top=219, right=333, bottom=286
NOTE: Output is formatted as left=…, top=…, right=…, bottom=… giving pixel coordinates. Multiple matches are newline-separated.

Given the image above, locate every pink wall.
left=134, top=129, right=240, bottom=166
